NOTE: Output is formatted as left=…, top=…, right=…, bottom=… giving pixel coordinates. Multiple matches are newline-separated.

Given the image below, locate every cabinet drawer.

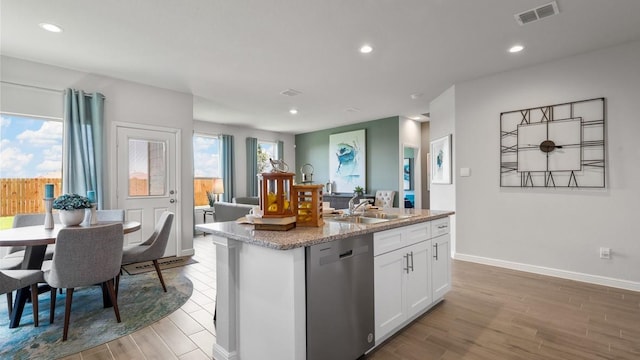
left=404, top=223, right=431, bottom=247
left=431, top=218, right=450, bottom=237
left=374, top=228, right=403, bottom=256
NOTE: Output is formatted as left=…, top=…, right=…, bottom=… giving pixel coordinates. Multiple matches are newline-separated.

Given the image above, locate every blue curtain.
left=246, top=137, right=258, bottom=197
left=221, top=134, right=235, bottom=202
left=62, top=89, right=105, bottom=209
left=277, top=140, right=284, bottom=160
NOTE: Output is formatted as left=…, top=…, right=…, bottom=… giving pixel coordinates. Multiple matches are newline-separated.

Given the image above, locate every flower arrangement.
left=52, top=193, right=92, bottom=210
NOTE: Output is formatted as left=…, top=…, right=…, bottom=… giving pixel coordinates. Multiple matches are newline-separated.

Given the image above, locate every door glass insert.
left=128, top=138, right=166, bottom=196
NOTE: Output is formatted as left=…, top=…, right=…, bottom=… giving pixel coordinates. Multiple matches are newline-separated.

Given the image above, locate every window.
left=128, top=139, right=167, bottom=196
left=258, top=140, right=277, bottom=173
left=0, top=113, right=63, bottom=222
left=193, top=134, right=221, bottom=206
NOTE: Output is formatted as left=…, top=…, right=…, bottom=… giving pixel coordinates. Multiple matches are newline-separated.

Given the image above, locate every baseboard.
left=454, top=253, right=640, bottom=292
left=180, top=248, right=195, bottom=257
left=212, top=344, right=238, bottom=360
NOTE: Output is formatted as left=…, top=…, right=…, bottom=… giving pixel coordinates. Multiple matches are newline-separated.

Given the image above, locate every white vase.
left=59, top=209, right=86, bottom=226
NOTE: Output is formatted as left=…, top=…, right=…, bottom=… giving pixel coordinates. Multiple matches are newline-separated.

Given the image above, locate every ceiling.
left=2, top=1, right=640, bottom=134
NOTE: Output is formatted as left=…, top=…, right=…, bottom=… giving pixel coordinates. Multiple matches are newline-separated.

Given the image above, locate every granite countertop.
left=196, top=208, right=454, bottom=250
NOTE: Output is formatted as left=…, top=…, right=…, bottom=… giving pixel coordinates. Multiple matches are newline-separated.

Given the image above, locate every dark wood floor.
left=63, top=236, right=640, bottom=359
left=367, top=260, right=640, bottom=360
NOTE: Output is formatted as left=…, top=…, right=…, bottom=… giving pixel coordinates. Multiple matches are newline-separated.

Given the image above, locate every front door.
left=116, top=125, right=178, bottom=257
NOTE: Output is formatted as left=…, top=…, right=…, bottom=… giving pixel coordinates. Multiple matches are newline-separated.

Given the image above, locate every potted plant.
left=353, top=186, right=364, bottom=196
left=53, top=193, right=92, bottom=226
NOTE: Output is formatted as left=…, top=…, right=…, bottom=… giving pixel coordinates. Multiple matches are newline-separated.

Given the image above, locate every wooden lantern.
left=292, top=184, right=324, bottom=227
left=258, top=172, right=295, bottom=218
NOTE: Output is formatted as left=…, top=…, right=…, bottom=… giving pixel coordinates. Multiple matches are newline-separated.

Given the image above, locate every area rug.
left=122, top=255, right=198, bottom=275
left=0, top=269, right=193, bottom=360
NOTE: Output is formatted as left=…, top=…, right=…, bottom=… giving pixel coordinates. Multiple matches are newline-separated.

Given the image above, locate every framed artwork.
left=403, top=158, right=412, bottom=190
left=431, top=135, right=452, bottom=184
left=329, top=129, right=366, bottom=192
left=500, top=97, right=605, bottom=188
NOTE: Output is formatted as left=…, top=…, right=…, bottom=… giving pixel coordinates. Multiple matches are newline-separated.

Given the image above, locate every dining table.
left=0, top=220, right=141, bottom=328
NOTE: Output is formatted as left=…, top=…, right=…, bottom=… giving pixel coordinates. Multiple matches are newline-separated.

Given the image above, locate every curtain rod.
left=0, top=80, right=105, bottom=98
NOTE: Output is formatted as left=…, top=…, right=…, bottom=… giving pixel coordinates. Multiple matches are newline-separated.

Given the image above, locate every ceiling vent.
left=280, top=88, right=302, bottom=97
left=515, top=1, right=559, bottom=25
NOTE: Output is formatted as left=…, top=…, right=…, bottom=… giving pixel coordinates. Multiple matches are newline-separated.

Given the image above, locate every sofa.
left=213, top=201, right=255, bottom=222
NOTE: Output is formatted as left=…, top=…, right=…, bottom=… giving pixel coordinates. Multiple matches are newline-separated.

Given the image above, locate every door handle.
left=169, top=199, right=176, bottom=203
left=434, top=243, right=439, bottom=260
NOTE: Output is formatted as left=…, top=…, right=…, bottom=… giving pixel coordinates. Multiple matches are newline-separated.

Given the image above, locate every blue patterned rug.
left=0, top=269, right=193, bottom=359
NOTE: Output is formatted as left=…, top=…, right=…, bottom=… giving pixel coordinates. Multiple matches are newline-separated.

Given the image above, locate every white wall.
left=453, top=41, right=640, bottom=289
left=1, top=56, right=196, bottom=255
left=193, top=119, right=296, bottom=199
left=429, top=85, right=456, bottom=255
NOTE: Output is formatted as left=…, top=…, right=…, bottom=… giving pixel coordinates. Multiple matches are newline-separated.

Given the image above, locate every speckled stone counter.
left=196, top=208, right=454, bottom=250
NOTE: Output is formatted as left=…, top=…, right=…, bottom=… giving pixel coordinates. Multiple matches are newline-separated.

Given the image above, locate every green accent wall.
left=295, top=116, right=400, bottom=206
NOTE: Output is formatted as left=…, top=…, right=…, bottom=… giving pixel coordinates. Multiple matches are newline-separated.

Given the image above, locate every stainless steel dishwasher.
left=306, top=233, right=374, bottom=360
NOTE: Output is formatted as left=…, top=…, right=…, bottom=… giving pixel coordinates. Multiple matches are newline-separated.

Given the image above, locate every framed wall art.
left=500, top=97, right=605, bottom=188
left=430, top=135, right=452, bottom=184
left=329, top=129, right=366, bottom=192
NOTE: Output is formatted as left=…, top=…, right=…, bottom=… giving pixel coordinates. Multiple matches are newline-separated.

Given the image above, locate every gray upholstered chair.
left=2, top=213, right=57, bottom=315
left=374, top=190, right=396, bottom=208
left=3, top=214, right=57, bottom=261
left=120, top=212, right=174, bottom=292
left=1, top=270, right=45, bottom=327
left=96, top=209, right=125, bottom=222
left=43, top=223, right=124, bottom=341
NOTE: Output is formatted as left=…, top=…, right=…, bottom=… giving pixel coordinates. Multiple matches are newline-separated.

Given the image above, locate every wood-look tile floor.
left=62, top=236, right=640, bottom=360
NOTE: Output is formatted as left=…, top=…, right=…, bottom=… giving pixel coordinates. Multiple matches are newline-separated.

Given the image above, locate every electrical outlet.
left=599, top=247, right=611, bottom=259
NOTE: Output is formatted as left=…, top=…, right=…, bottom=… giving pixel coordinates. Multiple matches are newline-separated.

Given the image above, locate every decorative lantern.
left=292, top=184, right=324, bottom=227
left=258, top=172, right=295, bottom=218
left=300, top=163, right=314, bottom=183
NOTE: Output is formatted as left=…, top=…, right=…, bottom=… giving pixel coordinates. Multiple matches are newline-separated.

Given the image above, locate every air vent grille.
left=515, top=1, right=559, bottom=25
left=280, top=88, right=302, bottom=97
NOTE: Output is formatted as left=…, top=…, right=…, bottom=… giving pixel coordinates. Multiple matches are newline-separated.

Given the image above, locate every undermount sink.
left=325, top=215, right=390, bottom=224
left=360, top=212, right=412, bottom=220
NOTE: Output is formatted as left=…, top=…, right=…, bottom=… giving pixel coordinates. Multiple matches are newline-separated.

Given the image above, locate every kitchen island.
left=196, top=208, right=454, bottom=360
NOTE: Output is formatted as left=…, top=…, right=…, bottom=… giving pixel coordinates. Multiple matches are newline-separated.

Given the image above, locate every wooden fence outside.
left=1, top=178, right=62, bottom=216
left=1, top=177, right=215, bottom=216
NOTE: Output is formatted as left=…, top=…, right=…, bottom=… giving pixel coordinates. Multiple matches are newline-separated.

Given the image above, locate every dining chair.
left=96, top=209, right=125, bottom=222
left=119, top=212, right=174, bottom=293
left=1, top=270, right=45, bottom=327
left=374, top=190, right=396, bottom=208
left=2, top=213, right=57, bottom=317
left=43, top=223, right=124, bottom=341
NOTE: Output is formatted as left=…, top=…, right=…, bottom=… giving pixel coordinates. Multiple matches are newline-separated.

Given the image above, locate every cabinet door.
left=432, top=234, right=451, bottom=300
left=405, top=240, right=433, bottom=319
left=374, top=249, right=406, bottom=342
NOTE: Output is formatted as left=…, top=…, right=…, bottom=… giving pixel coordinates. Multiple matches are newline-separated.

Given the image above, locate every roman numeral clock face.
left=500, top=98, right=605, bottom=188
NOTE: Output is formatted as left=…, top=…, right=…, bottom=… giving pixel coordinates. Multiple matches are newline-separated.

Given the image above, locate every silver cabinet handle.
left=403, top=254, right=409, bottom=274
left=409, top=251, right=414, bottom=272
left=434, top=243, right=439, bottom=260
left=437, top=225, right=447, bottom=229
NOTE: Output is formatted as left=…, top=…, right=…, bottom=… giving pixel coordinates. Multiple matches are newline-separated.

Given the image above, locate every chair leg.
left=105, top=279, right=121, bottom=323
left=152, top=260, right=167, bottom=292
left=30, top=284, right=39, bottom=327
left=6, top=292, right=13, bottom=318
left=115, top=273, right=120, bottom=298
left=49, top=288, right=56, bottom=324
left=62, top=288, right=74, bottom=341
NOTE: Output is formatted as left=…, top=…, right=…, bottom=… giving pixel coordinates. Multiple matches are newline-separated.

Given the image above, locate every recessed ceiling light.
left=359, top=44, right=373, bottom=54
left=509, top=44, right=524, bottom=53
left=289, top=109, right=298, bottom=115
left=409, top=116, right=421, bottom=121
left=410, top=93, right=423, bottom=100
left=39, top=23, right=63, bottom=33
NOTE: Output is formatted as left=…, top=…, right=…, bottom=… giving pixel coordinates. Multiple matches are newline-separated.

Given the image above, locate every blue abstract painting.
left=329, top=129, right=366, bottom=193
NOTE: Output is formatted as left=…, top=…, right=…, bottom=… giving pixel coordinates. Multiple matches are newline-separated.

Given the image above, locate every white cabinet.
left=373, top=223, right=432, bottom=343
left=373, top=217, right=451, bottom=345
left=430, top=217, right=451, bottom=301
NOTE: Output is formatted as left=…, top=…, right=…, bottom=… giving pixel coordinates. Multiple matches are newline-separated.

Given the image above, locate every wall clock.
left=500, top=98, right=605, bottom=188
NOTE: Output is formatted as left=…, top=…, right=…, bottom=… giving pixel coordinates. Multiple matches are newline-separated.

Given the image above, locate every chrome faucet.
left=348, top=194, right=369, bottom=215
